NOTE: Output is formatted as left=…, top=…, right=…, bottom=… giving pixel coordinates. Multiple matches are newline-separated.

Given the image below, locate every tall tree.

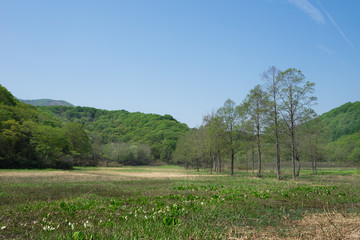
left=217, top=99, right=239, bottom=176
left=172, top=131, right=194, bottom=169
left=203, top=112, right=226, bottom=173
left=262, top=66, right=282, bottom=180
left=242, top=85, right=269, bottom=177
left=64, top=122, right=91, bottom=156
left=278, top=68, right=317, bottom=179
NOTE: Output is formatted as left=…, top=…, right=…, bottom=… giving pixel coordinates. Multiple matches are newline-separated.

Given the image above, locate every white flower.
left=43, top=225, right=55, bottom=231
left=83, top=220, right=91, bottom=228
left=68, top=222, right=75, bottom=230
left=1, top=226, right=6, bottom=230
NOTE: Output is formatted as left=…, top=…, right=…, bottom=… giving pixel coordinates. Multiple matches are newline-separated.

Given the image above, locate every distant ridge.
left=19, top=98, right=74, bottom=107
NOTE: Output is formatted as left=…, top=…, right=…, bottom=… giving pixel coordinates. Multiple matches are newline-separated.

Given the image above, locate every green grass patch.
left=0, top=167, right=359, bottom=239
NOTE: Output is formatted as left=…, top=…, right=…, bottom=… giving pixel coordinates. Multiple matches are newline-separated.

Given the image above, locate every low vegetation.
left=0, top=166, right=359, bottom=239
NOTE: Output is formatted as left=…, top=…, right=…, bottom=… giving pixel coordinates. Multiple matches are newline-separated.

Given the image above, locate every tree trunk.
left=273, top=83, right=281, bottom=180
left=257, top=128, right=262, bottom=178
left=212, top=152, right=216, bottom=174
left=291, top=133, right=296, bottom=180
left=290, top=108, right=297, bottom=180
left=217, top=150, right=221, bottom=173
left=252, top=145, right=255, bottom=173
left=231, top=148, right=234, bottom=176
left=296, top=152, right=300, bottom=177
left=275, top=136, right=281, bottom=180
left=245, top=148, right=249, bottom=173
left=313, top=140, right=318, bottom=174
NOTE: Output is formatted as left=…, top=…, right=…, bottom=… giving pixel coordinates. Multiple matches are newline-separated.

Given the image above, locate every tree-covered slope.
left=39, top=106, right=190, bottom=162
left=1, top=83, right=189, bottom=168
left=318, top=101, right=360, bottom=163
left=320, top=101, right=360, bottom=140
left=19, top=99, right=74, bottom=107
left=0, top=85, right=91, bottom=169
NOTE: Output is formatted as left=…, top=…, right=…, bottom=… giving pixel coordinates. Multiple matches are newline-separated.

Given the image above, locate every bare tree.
left=242, top=85, right=269, bottom=177
left=262, top=66, right=282, bottom=180
left=278, top=68, right=317, bottom=179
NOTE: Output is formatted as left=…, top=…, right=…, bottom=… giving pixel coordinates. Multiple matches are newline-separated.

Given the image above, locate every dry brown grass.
left=228, top=211, right=360, bottom=240
left=0, top=167, right=209, bottom=183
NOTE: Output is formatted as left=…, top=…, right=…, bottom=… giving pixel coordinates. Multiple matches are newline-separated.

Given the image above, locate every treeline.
left=0, top=84, right=189, bottom=169
left=39, top=106, right=189, bottom=165
left=173, top=67, right=325, bottom=180
left=0, top=85, right=91, bottom=169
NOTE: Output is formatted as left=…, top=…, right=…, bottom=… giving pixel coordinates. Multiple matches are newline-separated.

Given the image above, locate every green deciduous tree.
left=217, top=99, right=240, bottom=176
left=262, top=66, right=282, bottom=180
left=278, top=68, right=317, bottom=179
left=0, top=84, right=17, bottom=106
left=203, top=112, right=226, bottom=173
left=242, top=85, right=270, bottom=177
left=30, top=124, right=71, bottom=168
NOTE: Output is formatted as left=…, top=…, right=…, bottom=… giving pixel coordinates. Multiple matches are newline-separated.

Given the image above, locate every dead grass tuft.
left=0, top=168, right=208, bottom=183
left=228, top=211, right=360, bottom=240
left=293, top=211, right=360, bottom=240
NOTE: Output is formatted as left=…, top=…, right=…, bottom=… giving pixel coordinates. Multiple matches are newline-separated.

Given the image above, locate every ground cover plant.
left=0, top=166, right=359, bottom=239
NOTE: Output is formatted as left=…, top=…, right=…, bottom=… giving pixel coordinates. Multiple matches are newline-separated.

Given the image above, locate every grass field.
left=0, top=166, right=359, bottom=239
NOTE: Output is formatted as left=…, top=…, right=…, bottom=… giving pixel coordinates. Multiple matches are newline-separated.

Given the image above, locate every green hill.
left=320, top=101, right=360, bottom=141
left=0, top=85, right=90, bottom=169
left=1, top=84, right=189, bottom=168
left=39, top=106, right=190, bottom=163
left=319, top=101, right=360, bottom=163
left=18, top=99, right=74, bottom=107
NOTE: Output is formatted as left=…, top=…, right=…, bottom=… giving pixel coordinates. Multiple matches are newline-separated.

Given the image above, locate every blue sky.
left=1, top=0, right=359, bottom=127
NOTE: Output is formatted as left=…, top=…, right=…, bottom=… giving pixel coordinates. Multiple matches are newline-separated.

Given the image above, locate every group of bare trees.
left=173, top=67, right=317, bottom=180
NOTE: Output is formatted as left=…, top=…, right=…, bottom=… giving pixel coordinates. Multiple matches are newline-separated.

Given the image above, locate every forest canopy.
left=0, top=84, right=189, bottom=169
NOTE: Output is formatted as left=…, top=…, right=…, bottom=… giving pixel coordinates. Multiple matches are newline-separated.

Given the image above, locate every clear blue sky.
left=1, top=0, right=359, bottom=127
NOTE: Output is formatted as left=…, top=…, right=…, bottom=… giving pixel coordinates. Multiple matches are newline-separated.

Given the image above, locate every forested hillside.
left=0, top=84, right=189, bottom=169
left=320, top=102, right=360, bottom=140
left=319, top=102, right=360, bottom=163
left=0, top=84, right=91, bottom=169
left=19, top=99, right=74, bottom=107
left=39, top=106, right=190, bottom=164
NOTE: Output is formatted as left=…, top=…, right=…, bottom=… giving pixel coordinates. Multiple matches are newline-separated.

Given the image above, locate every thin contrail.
left=316, top=0, right=355, bottom=49
left=288, top=0, right=325, bottom=24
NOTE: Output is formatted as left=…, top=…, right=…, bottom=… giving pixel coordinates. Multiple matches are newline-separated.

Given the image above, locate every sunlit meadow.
left=0, top=166, right=359, bottom=239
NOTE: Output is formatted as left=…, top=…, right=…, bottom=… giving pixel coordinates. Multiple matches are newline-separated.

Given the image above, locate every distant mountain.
left=18, top=99, right=74, bottom=107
